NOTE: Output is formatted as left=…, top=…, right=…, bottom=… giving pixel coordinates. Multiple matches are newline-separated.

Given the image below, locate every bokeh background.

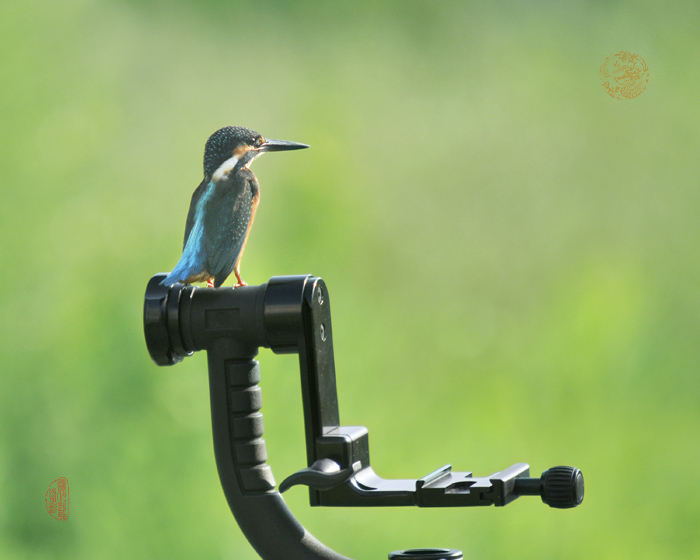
left=2, top=1, right=699, bottom=558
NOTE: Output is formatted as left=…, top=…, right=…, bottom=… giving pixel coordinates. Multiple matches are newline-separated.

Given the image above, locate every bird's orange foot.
left=207, top=279, right=215, bottom=288
left=234, top=271, right=247, bottom=288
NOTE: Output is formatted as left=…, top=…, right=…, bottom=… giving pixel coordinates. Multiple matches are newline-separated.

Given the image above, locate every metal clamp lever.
left=280, top=459, right=362, bottom=493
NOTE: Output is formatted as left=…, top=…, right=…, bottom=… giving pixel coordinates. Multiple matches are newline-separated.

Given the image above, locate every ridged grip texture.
left=226, top=359, right=275, bottom=491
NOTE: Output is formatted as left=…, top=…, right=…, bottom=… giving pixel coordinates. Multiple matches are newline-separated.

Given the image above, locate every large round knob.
left=143, top=274, right=188, bottom=366
left=541, top=466, right=584, bottom=508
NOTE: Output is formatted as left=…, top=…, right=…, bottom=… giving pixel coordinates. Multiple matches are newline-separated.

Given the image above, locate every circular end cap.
left=143, top=274, right=183, bottom=366
left=389, top=549, right=463, bottom=560
left=541, top=466, right=584, bottom=508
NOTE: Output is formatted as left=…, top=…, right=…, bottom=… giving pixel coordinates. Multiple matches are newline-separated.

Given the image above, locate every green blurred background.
left=2, top=1, right=699, bottom=558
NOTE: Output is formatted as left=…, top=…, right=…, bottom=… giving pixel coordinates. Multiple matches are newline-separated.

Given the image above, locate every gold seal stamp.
left=599, top=52, right=649, bottom=100
left=45, top=477, right=69, bottom=520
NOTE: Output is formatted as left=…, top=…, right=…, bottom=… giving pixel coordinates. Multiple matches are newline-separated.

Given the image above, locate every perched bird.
left=161, top=126, right=308, bottom=288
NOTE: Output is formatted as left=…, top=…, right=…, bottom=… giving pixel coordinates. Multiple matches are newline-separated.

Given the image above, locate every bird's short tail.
left=160, top=266, right=190, bottom=287
left=159, top=272, right=180, bottom=287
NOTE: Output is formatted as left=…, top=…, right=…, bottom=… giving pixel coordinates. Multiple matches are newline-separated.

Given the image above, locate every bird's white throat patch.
left=212, top=155, right=239, bottom=182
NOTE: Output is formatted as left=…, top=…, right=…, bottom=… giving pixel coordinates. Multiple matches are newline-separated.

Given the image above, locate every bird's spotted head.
left=203, top=126, right=309, bottom=178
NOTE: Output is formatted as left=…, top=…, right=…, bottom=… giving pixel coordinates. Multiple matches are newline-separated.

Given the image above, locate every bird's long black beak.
left=258, top=138, right=309, bottom=152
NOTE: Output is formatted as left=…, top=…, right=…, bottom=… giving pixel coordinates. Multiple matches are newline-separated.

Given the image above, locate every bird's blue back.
left=161, top=168, right=257, bottom=287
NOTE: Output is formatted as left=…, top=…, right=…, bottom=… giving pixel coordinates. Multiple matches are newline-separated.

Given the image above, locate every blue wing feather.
left=206, top=184, right=252, bottom=286
left=160, top=180, right=217, bottom=286
left=161, top=169, right=256, bottom=287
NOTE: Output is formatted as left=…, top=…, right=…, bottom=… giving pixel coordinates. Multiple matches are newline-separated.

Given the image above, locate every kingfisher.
left=161, top=126, right=308, bottom=288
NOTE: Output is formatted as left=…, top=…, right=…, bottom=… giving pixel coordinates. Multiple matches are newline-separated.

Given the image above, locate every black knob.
left=143, top=274, right=190, bottom=366
left=541, top=466, right=584, bottom=508
left=389, top=549, right=463, bottom=560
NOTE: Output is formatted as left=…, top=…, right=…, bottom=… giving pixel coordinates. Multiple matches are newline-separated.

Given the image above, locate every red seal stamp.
left=45, top=477, right=69, bottom=520
left=599, top=51, right=649, bottom=100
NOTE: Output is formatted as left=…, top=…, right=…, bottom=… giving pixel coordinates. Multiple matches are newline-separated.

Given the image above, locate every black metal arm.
left=143, top=274, right=584, bottom=559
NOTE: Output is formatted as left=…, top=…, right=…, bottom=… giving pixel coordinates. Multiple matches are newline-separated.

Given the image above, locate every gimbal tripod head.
left=144, top=273, right=583, bottom=559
